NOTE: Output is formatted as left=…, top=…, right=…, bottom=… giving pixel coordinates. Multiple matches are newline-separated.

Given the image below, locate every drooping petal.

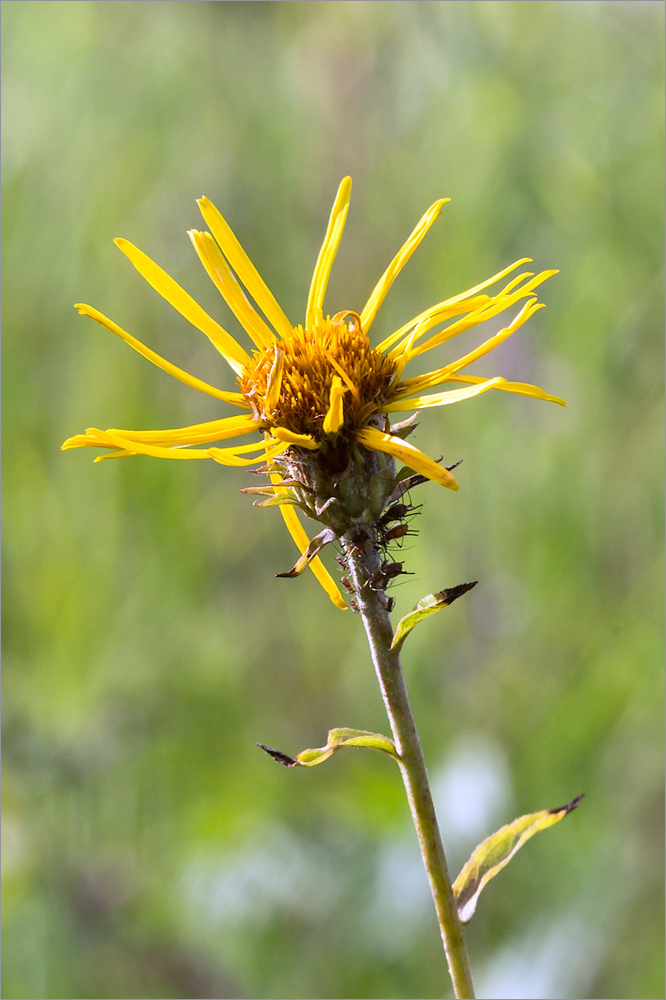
left=113, top=239, right=250, bottom=374
left=357, top=427, right=459, bottom=491
left=197, top=196, right=293, bottom=339
left=73, top=305, right=249, bottom=406
left=360, top=198, right=450, bottom=334
left=305, top=177, right=353, bottom=331
left=322, top=376, right=348, bottom=434
left=381, top=378, right=506, bottom=412
left=271, top=427, right=319, bottom=450
left=208, top=439, right=290, bottom=467
left=188, top=230, right=276, bottom=350
left=274, top=499, right=348, bottom=610
left=444, top=374, right=566, bottom=407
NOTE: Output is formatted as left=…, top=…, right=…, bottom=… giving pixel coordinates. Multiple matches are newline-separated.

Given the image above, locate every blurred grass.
left=2, top=2, right=664, bottom=998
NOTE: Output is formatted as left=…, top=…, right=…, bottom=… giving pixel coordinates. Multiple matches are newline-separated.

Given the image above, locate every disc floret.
left=240, top=312, right=397, bottom=441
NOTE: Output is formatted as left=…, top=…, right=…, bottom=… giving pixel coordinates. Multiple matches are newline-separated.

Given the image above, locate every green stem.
left=342, top=537, right=475, bottom=1000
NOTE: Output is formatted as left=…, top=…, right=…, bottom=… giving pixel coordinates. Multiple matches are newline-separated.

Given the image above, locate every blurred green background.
left=2, top=2, right=664, bottom=998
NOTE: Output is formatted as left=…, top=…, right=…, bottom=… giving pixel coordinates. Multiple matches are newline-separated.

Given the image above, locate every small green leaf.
left=453, top=794, right=584, bottom=923
left=391, top=582, right=478, bottom=652
left=327, top=728, right=398, bottom=755
left=258, top=728, right=398, bottom=769
left=296, top=728, right=398, bottom=765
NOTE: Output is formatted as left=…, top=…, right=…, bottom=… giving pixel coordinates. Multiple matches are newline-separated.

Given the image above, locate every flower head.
left=63, top=178, right=563, bottom=608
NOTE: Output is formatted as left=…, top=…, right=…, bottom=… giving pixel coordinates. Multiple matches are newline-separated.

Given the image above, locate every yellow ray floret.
left=357, top=427, right=459, bottom=491
left=114, top=239, right=250, bottom=374
left=73, top=305, right=248, bottom=406
left=444, top=374, right=566, bottom=407
left=382, top=377, right=506, bottom=412
left=75, top=428, right=213, bottom=460
left=360, top=198, right=450, bottom=334
left=271, top=427, right=319, bottom=450
left=375, top=258, right=534, bottom=356
left=208, top=439, right=290, bottom=467
left=361, top=198, right=451, bottom=333
left=306, top=177, right=352, bottom=331
left=188, top=230, right=275, bottom=351
left=197, top=196, right=293, bottom=339
left=322, top=376, right=348, bottom=434
left=62, top=415, right=261, bottom=452
left=393, top=299, right=546, bottom=399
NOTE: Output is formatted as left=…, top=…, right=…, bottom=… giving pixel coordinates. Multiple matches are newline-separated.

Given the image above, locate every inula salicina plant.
left=64, top=178, right=582, bottom=998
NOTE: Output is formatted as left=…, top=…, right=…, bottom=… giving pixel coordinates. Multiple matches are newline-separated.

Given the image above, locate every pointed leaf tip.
left=257, top=743, right=297, bottom=767
left=549, top=792, right=585, bottom=815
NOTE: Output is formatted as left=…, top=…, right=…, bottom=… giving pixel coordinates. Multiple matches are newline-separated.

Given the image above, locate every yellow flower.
left=63, top=177, right=563, bottom=609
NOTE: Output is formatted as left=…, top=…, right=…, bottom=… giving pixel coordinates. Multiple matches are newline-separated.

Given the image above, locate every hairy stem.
left=342, top=537, right=475, bottom=1000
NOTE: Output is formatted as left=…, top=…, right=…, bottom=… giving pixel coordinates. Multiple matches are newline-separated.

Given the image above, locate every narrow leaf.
left=257, top=728, right=398, bottom=770
left=453, top=794, right=584, bottom=923
left=391, top=582, right=478, bottom=652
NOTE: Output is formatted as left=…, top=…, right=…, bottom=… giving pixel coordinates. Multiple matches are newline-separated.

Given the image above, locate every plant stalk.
left=342, top=537, right=475, bottom=1000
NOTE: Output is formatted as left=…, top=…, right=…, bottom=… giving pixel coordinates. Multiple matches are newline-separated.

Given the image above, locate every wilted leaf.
left=257, top=728, right=398, bottom=768
left=276, top=528, right=337, bottom=577
left=391, top=582, right=478, bottom=652
left=453, top=794, right=584, bottom=923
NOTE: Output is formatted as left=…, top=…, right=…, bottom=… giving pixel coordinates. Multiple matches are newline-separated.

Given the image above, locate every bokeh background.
left=2, top=2, right=664, bottom=998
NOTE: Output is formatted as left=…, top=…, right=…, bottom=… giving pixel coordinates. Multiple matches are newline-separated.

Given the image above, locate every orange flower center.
left=239, top=313, right=397, bottom=440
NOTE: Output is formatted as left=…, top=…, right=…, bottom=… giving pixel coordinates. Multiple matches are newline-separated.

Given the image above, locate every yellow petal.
left=376, top=294, right=492, bottom=355
left=188, top=230, right=276, bottom=350
left=322, top=376, right=348, bottom=434
left=357, top=427, right=459, bottom=491
left=360, top=198, right=450, bottom=333
left=263, top=347, right=284, bottom=415
left=271, top=427, right=319, bottom=450
left=76, top=428, right=212, bottom=460
left=445, top=374, right=566, bottom=407
left=375, top=258, right=534, bottom=356
left=381, top=378, right=506, bottom=412
left=100, top=415, right=261, bottom=447
left=398, top=280, right=549, bottom=364
left=113, top=240, right=250, bottom=374
left=325, top=351, right=360, bottom=403
left=197, top=196, right=293, bottom=339
left=305, top=177, right=352, bottom=331
left=208, top=439, right=290, bottom=466
left=62, top=433, right=109, bottom=451
left=73, top=305, right=249, bottom=407
left=445, top=300, right=544, bottom=376
left=274, top=500, right=348, bottom=610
